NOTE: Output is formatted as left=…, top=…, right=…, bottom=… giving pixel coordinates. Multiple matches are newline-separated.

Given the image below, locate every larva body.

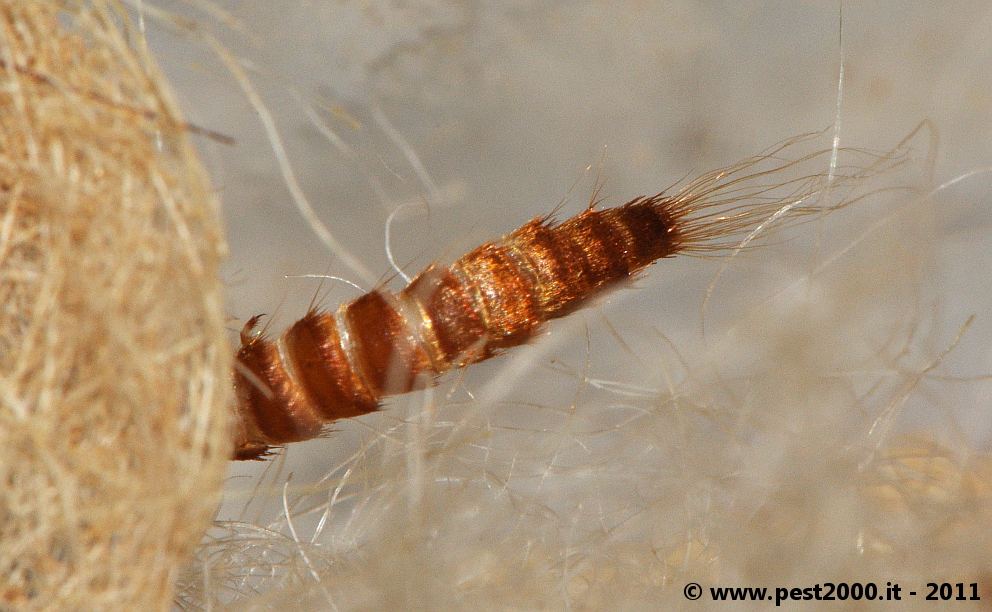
left=232, top=133, right=911, bottom=459
left=234, top=197, right=680, bottom=459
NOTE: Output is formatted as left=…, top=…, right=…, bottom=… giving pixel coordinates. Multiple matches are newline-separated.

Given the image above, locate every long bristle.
left=665, top=130, right=921, bottom=254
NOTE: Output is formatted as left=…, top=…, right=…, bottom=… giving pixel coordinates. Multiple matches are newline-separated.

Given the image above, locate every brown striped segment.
left=402, top=265, right=488, bottom=370
left=283, top=311, right=378, bottom=421
left=555, top=208, right=632, bottom=287
left=343, top=290, right=432, bottom=396
left=233, top=329, right=325, bottom=455
left=505, top=217, right=591, bottom=318
left=501, top=200, right=679, bottom=322
left=454, top=242, right=541, bottom=350
left=602, top=196, right=680, bottom=268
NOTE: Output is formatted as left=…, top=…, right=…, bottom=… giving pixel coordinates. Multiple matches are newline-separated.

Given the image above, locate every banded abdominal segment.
left=508, top=196, right=681, bottom=319
left=233, top=195, right=682, bottom=459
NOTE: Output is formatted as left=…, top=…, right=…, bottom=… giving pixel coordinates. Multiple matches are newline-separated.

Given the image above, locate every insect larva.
left=232, top=135, right=910, bottom=460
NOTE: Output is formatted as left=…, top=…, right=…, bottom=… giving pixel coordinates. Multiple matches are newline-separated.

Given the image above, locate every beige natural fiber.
left=0, top=1, right=231, bottom=610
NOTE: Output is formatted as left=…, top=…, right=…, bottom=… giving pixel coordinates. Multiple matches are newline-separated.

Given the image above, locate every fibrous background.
left=6, top=1, right=992, bottom=610
left=183, top=1, right=992, bottom=609
left=0, top=2, right=231, bottom=610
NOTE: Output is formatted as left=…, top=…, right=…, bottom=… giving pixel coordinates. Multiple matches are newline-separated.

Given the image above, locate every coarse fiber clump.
left=0, top=1, right=231, bottom=610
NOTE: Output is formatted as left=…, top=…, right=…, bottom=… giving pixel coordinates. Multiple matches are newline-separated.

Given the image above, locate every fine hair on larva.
left=231, top=131, right=917, bottom=460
